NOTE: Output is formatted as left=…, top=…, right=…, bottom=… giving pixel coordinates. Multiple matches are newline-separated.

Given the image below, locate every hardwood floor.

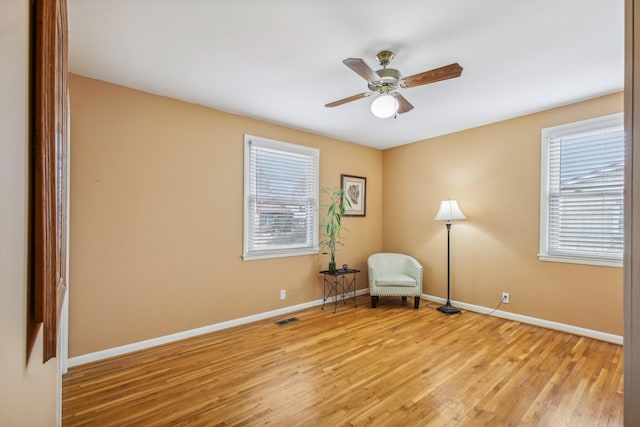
left=63, top=296, right=623, bottom=426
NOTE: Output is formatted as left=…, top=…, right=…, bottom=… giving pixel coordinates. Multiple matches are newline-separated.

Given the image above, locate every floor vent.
left=275, top=317, right=299, bottom=326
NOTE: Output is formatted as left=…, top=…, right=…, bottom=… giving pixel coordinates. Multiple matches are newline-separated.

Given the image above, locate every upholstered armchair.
left=367, top=253, right=423, bottom=309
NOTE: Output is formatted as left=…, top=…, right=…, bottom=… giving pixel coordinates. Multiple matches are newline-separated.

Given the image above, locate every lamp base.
left=437, top=301, right=461, bottom=315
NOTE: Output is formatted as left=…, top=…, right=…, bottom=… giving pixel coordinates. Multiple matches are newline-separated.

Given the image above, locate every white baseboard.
left=67, top=288, right=370, bottom=368
left=421, top=294, right=623, bottom=345
left=68, top=289, right=621, bottom=368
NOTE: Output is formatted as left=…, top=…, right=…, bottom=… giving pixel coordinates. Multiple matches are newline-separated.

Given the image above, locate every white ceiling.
left=67, top=0, right=624, bottom=150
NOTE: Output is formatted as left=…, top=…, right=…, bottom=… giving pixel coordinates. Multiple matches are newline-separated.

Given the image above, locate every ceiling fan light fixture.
left=326, top=51, right=461, bottom=116
left=371, top=94, right=398, bottom=118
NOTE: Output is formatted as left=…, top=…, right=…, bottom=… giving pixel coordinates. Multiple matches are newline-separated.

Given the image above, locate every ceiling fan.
left=325, top=50, right=463, bottom=118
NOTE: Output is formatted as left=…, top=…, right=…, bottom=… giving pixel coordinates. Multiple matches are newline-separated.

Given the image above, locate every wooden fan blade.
left=393, top=93, right=414, bottom=114
left=402, top=63, right=463, bottom=88
left=325, top=92, right=371, bottom=108
left=343, top=58, right=381, bottom=82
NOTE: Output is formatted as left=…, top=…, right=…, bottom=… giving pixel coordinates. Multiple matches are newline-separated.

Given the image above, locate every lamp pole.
left=437, top=221, right=461, bottom=314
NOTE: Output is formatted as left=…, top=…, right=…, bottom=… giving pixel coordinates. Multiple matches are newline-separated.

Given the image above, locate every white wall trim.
left=68, top=288, right=369, bottom=368
left=422, top=294, right=623, bottom=345
left=68, top=289, right=622, bottom=368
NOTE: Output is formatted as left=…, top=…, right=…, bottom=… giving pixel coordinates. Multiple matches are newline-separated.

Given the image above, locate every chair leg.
left=371, top=295, right=379, bottom=308
left=414, top=296, right=420, bottom=309
left=401, top=296, right=407, bottom=304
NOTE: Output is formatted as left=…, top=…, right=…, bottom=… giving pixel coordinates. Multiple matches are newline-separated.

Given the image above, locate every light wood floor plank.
left=63, top=296, right=623, bottom=426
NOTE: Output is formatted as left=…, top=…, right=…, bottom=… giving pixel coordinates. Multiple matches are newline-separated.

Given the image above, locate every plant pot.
left=328, top=262, right=336, bottom=272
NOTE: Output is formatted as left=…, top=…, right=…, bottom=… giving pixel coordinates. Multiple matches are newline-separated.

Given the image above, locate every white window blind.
left=243, top=135, right=319, bottom=260
left=540, top=113, right=624, bottom=266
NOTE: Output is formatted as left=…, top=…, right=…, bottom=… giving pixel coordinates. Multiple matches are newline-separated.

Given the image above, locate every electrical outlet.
left=280, top=289, right=286, bottom=300
left=502, top=292, right=510, bottom=304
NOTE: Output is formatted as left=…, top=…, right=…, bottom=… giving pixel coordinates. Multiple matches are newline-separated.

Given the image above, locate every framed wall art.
left=341, top=174, right=366, bottom=217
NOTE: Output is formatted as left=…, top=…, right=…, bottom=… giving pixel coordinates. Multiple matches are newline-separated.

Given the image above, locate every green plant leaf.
left=318, top=187, right=350, bottom=262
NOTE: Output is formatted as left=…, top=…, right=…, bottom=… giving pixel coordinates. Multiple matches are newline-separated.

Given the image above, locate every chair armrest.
left=404, top=256, right=423, bottom=285
left=368, top=265, right=377, bottom=289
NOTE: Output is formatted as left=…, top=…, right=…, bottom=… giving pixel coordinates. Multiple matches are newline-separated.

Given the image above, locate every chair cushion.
left=375, top=273, right=417, bottom=288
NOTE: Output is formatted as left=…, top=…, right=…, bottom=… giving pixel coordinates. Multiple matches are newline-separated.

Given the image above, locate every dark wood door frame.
left=625, top=0, right=640, bottom=425
left=31, top=0, right=68, bottom=363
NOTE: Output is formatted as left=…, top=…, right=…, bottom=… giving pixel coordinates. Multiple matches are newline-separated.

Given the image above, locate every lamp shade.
left=434, top=200, right=466, bottom=221
left=371, top=94, right=398, bottom=118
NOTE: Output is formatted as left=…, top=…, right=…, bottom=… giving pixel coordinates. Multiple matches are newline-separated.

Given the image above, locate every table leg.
left=340, top=273, right=357, bottom=307
left=321, top=275, right=339, bottom=313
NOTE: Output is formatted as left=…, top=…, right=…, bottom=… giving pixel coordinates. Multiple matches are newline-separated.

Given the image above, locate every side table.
left=320, top=268, right=360, bottom=313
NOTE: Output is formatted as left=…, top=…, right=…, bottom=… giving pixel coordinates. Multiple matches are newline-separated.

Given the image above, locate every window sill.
left=243, top=248, right=318, bottom=261
left=538, top=254, right=622, bottom=268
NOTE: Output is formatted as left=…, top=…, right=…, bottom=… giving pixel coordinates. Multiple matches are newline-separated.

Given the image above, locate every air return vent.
left=274, top=317, right=299, bottom=326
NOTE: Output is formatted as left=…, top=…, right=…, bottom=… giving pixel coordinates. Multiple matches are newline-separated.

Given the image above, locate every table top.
left=319, top=268, right=360, bottom=276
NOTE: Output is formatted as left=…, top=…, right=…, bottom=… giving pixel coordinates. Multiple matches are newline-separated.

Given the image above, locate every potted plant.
left=319, top=188, right=351, bottom=272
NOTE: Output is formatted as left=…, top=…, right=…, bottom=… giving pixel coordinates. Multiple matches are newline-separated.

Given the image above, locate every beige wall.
left=68, top=75, right=383, bottom=356
left=383, top=92, right=624, bottom=335
left=0, top=0, right=59, bottom=424
left=69, top=74, right=623, bottom=357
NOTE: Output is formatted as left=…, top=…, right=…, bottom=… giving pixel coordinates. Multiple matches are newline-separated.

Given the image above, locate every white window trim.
left=243, top=134, right=319, bottom=261
left=537, top=254, right=622, bottom=268
left=539, top=113, right=624, bottom=268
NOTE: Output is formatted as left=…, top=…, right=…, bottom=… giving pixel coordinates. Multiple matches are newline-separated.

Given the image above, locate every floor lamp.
left=434, top=200, right=466, bottom=314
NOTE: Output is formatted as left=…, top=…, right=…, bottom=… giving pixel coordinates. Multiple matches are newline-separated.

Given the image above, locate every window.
left=539, top=113, right=624, bottom=267
left=243, top=135, right=319, bottom=260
